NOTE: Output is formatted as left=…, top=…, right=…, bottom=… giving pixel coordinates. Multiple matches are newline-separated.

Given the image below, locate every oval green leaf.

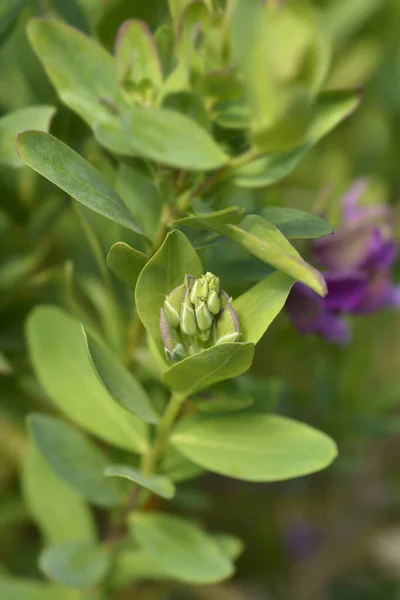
left=22, top=443, right=95, bottom=544
left=27, top=18, right=120, bottom=130
left=217, top=216, right=326, bottom=296
left=104, top=464, right=175, bottom=499
left=29, top=414, right=124, bottom=507
left=16, top=131, right=141, bottom=233
left=172, top=206, right=245, bottom=228
left=262, top=206, right=333, bottom=239
left=26, top=306, right=148, bottom=453
left=39, top=541, right=111, bottom=589
left=0, top=105, right=55, bottom=168
left=83, top=329, right=159, bottom=424
left=164, top=342, right=255, bottom=396
left=107, top=242, right=148, bottom=288
left=232, top=270, right=295, bottom=344
left=172, top=414, right=338, bottom=481
left=130, top=512, right=233, bottom=584
left=121, top=105, right=228, bottom=170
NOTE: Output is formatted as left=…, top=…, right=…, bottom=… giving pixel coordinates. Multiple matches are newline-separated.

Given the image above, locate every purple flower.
left=286, top=180, right=400, bottom=343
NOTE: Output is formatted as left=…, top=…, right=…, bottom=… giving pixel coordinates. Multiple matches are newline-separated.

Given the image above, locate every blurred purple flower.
left=286, top=180, right=400, bottom=343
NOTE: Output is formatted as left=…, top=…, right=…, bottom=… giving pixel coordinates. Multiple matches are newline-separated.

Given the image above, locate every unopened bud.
left=190, top=277, right=208, bottom=303
left=215, top=332, right=240, bottom=345
left=181, top=292, right=197, bottom=336
left=195, top=299, right=213, bottom=331
left=164, top=298, right=180, bottom=328
left=214, top=299, right=240, bottom=345
left=165, top=343, right=186, bottom=361
left=207, top=289, right=220, bottom=314
left=198, top=330, right=211, bottom=342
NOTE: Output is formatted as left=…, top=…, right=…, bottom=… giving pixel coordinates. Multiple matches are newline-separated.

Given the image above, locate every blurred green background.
left=1, top=1, right=400, bottom=599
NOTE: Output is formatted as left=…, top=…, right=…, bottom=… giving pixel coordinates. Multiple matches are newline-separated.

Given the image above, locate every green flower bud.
left=215, top=332, right=240, bottom=345
left=214, top=295, right=240, bottom=345
left=165, top=343, right=186, bottom=361
left=195, top=298, right=213, bottom=331
left=207, top=289, right=221, bottom=314
left=163, top=298, right=180, bottom=328
left=181, top=292, right=197, bottom=336
left=190, top=277, right=208, bottom=304
left=198, top=330, right=211, bottom=342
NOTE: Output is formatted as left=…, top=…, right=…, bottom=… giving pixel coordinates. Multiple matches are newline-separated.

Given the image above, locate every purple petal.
left=390, top=286, right=400, bottom=308
left=324, top=271, right=368, bottom=311
left=313, top=222, right=374, bottom=271
left=359, top=230, right=397, bottom=270
left=318, top=312, right=351, bottom=344
left=351, top=268, right=393, bottom=313
left=286, top=282, right=323, bottom=335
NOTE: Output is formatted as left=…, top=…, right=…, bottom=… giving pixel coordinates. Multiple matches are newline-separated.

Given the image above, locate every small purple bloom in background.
left=286, top=180, right=400, bottom=343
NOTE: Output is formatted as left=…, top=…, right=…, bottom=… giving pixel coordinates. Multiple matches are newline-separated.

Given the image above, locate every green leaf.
left=39, top=541, right=110, bottom=589
left=27, top=18, right=120, bottom=130
left=16, top=131, right=141, bottom=233
left=26, top=306, right=148, bottom=453
left=193, top=393, right=253, bottom=413
left=115, top=163, right=163, bottom=240
left=0, top=106, right=55, bottom=168
left=104, top=465, right=175, bottom=499
left=262, top=206, right=333, bottom=239
left=232, top=271, right=294, bottom=344
left=22, top=443, right=96, bottom=544
left=234, top=90, right=360, bottom=188
left=216, top=216, right=326, bottom=296
left=29, top=415, right=124, bottom=507
left=120, top=105, right=228, bottom=170
left=0, top=578, right=79, bottom=600
left=160, top=447, right=205, bottom=483
left=83, top=329, right=159, bottom=424
left=172, top=206, right=245, bottom=228
left=130, top=512, right=233, bottom=584
left=172, top=414, right=338, bottom=481
left=162, top=91, right=211, bottom=131
left=0, top=1, right=26, bottom=42
left=164, top=343, right=255, bottom=396
left=135, top=230, right=203, bottom=351
left=107, top=242, right=148, bottom=288
left=112, top=548, right=169, bottom=586
left=213, top=534, right=244, bottom=561
left=115, top=19, right=162, bottom=89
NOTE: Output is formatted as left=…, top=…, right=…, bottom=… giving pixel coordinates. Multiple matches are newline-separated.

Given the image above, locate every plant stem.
left=141, top=391, right=187, bottom=478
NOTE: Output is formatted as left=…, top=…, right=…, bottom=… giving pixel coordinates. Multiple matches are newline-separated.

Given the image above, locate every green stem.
left=141, top=391, right=187, bottom=478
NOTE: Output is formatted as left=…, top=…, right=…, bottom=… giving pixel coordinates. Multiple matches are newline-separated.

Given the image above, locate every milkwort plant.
left=0, top=0, right=366, bottom=596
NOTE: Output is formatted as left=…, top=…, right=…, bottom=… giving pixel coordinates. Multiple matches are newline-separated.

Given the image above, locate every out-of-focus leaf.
left=262, top=207, right=333, bottom=239
left=160, top=447, right=205, bottom=483
left=39, top=541, right=110, bottom=589
left=213, top=533, right=244, bottom=561
left=27, top=18, right=120, bottom=130
left=162, top=91, right=211, bottom=130
left=22, top=443, right=96, bottom=544
left=120, top=105, right=228, bottom=170
left=193, top=393, right=253, bottom=413
left=0, top=578, right=79, bottom=600
left=115, top=163, right=163, bottom=240
left=234, top=90, right=360, bottom=187
left=0, top=106, right=55, bottom=168
left=172, top=414, right=338, bottom=481
left=29, top=415, right=124, bottom=507
left=107, top=242, right=148, bottom=288
left=115, top=19, right=162, bottom=93
left=0, top=1, right=26, bottom=44
left=135, top=230, right=203, bottom=351
left=16, top=131, right=141, bottom=233
left=53, top=0, right=89, bottom=33
left=96, top=0, right=167, bottom=50
left=164, top=343, right=255, bottom=396
left=104, top=465, right=175, bottom=499
left=26, top=306, right=148, bottom=453
left=130, top=512, right=233, bottom=584
left=232, top=271, right=294, bottom=344
left=172, top=206, right=244, bottom=228
left=84, top=329, right=159, bottom=424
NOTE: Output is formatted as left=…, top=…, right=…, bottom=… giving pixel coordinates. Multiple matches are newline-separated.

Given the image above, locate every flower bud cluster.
left=160, top=272, right=240, bottom=362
